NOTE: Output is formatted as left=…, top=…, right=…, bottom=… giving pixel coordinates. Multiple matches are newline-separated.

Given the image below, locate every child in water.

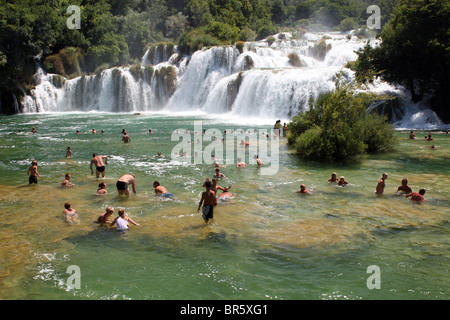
left=63, top=202, right=79, bottom=224
left=111, top=209, right=139, bottom=230
left=96, top=182, right=107, bottom=195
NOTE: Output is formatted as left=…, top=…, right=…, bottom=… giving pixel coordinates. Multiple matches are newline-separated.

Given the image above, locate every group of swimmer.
left=25, top=126, right=442, bottom=227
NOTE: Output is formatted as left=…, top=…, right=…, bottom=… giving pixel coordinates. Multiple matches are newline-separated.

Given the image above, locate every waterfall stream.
left=20, top=32, right=444, bottom=129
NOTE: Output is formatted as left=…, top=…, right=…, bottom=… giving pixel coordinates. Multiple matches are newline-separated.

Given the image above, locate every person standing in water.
left=90, top=153, right=108, bottom=178
left=66, top=146, right=72, bottom=158
left=375, top=173, right=388, bottom=194
left=27, top=160, right=41, bottom=184
left=111, top=208, right=139, bottom=230
left=116, top=174, right=136, bottom=196
left=197, top=180, right=216, bottom=223
left=122, top=131, right=131, bottom=143
left=396, top=178, right=412, bottom=194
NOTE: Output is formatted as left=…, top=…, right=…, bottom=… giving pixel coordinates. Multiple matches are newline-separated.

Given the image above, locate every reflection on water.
left=0, top=114, right=448, bottom=299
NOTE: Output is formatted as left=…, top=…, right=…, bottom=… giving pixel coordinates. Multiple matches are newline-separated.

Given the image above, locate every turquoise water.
left=0, top=112, right=448, bottom=300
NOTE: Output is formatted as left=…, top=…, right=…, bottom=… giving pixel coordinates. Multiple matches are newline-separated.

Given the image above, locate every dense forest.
left=0, top=0, right=448, bottom=123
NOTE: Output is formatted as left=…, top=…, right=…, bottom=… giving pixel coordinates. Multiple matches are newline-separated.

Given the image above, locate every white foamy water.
left=20, top=32, right=446, bottom=129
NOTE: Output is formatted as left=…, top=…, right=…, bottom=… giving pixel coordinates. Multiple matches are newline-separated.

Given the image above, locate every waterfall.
left=20, top=32, right=444, bottom=128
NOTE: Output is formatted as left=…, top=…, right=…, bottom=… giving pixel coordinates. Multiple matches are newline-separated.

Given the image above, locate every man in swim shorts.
left=153, top=181, right=173, bottom=198
left=116, top=174, right=136, bottom=196
left=198, top=180, right=217, bottom=223
left=90, top=153, right=108, bottom=178
left=27, top=160, right=41, bottom=184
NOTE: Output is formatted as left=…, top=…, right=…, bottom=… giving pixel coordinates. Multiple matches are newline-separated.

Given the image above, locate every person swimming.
left=337, top=176, right=348, bottom=186
left=153, top=181, right=173, bottom=198
left=96, top=182, right=107, bottom=195
left=328, top=172, right=338, bottom=183
left=405, top=188, right=426, bottom=203
left=63, top=202, right=79, bottom=224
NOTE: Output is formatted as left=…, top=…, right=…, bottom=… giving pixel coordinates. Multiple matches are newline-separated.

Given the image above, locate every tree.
left=354, top=0, right=450, bottom=122
left=287, top=78, right=397, bottom=162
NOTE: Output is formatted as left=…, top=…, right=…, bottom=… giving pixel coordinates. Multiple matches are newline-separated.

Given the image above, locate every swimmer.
left=116, top=174, right=136, bottom=196
left=66, top=146, right=72, bottom=158
left=157, top=151, right=165, bottom=158
left=61, top=173, right=74, bottom=187
left=122, top=131, right=131, bottom=143
left=96, top=182, right=107, bottom=195
left=255, top=155, right=263, bottom=167
left=94, top=206, right=114, bottom=225
left=375, top=173, right=388, bottom=194
left=197, top=180, right=217, bottom=223
left=214, top=161, right=225, bottom=168
left=296, top=184, right=311, bottom=194
left=211, top=179, right=234, bottom=201
left=236, top=157, right=247, bottom=168
left=111, top=209, right=139, bottom=230
left=31, top=127, right=37, bottom=133
left=153, top=181, right=173, bottom=198
left=405, top=188, right=426, bottom=203
left=92, top=128, right=97, bottom=134
left=396, top=178, right=412, bottom=194
left=90, top=153, right=108, bottom=178
left=328, top=172, right=338, bottom=183
left=89, top=153, right=108, bottom=179
left=27, top=160, right=41, bottom=184
left=337, top=176, right=348, bottom=186
left=409, top=131, right=416, bottom=139
left=213, top=168, right=226, bottom=179
left=63, top=202, right=79, bottom=224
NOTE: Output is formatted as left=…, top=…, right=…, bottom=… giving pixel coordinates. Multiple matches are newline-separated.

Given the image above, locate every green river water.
left=0, top=112, right=448, bottom=300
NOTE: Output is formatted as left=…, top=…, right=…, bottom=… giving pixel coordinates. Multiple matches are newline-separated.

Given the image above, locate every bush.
left=205, top=21, right=239, bottom=43
left=288, top=52, right=305, bottom=67
left=287, top=80, right=397, bottom=162
left=239, top=27, right=256, bottom=42
left=266, top=36, right=276, bottom=46
left=178, top=29, right=221, bottom=54
left=309, top=38, right=332, bottom=61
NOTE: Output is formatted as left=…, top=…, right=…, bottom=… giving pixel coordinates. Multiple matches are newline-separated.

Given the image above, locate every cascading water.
left=20, top=32, right=444, bottom=128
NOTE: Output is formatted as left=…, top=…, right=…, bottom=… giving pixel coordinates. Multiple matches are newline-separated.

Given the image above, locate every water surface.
left=0, top=113, right=448, bottom=300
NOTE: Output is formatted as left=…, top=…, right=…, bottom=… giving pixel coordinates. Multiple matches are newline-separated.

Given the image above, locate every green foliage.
left=177, top=29, right=221, bottom=54
left=287, top=80, right=397, bottom=162
left=266, top=36, right=276, bottom=47
left=288, top=52, right=305, bottom=67
left=354, top=0, right=450, bottom=121
left=43, top=47, right=84, bottom=78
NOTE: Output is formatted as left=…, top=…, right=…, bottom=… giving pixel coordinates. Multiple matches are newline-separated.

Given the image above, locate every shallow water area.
left=0, top=113, right=448, bottom=300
